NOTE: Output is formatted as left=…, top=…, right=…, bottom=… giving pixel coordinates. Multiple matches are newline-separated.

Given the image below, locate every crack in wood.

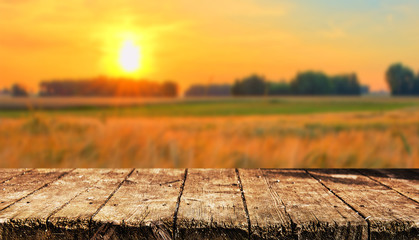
left=260, top=169, right=298, bottom=239
left=0, top=169, right=74, bottom=213
left=305, top=170, right=371, bottom=240
left=355, top=169, right=419, bottom=205
left=0, top=169, right=33, bottom=185
left=46, top=187, right=90, bottom=229
left=0, top=169, right=416, bottom=239
left=173, top=168, right=188, bottom=239
left=88, top=168, right=135, bottom=239
left=235, top=169, right=251, bottom=240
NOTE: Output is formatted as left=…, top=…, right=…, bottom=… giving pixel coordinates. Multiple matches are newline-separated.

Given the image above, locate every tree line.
left=4, top=62, right=419, bottom=97
left=186, top=71, right=367, bottom=97
left=1, top=84, right=29, bottom=97
left=39, top=77, right=178, bottom=97
left=184, top=84, right=231, bottom=97
left=3, top=77, right=178, bottom=97
left=183, top=62, right=419, bottom=97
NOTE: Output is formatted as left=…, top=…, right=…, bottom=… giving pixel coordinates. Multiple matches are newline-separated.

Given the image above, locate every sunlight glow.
left=119, top=40, right=141, bottom=72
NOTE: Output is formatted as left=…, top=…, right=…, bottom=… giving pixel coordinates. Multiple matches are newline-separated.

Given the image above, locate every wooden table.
left=0, top=169, right=417, bottom=240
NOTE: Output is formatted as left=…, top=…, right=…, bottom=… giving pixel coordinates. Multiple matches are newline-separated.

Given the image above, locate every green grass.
left=0, top=97, right=418, bottom=117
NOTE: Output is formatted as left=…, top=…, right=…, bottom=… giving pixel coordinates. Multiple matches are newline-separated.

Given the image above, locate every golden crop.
left=1, top=109, right=418, bottom=168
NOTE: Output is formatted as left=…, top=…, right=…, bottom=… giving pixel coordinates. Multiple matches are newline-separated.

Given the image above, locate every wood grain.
left=0, top=169, right=30, bottom=184
left=0, top=168, right=417, bottom=240
left=251, top=169, right=367, bottom=239
left=92, top=168, right=186, bottom=239
left=48, top=168, right=132, bottom=239
left=308, top=169, right=419, bottom=240
left=0, top=169, right=126, bottom=239
left=176, top=169, right=248, bottom=240
left=358, top=169, right=419, bottom=202
left=238, top=169, right=292, bottom=239
left=0, top=169, right=70, bottom=211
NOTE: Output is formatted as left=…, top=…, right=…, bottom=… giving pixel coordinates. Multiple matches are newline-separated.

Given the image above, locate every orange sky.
left=1, top=0, right=419, bottom=92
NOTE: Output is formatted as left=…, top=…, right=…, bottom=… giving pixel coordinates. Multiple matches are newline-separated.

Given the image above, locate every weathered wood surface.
left=92, top=168, right=186, bottom=239
left=176, top=169, right=248, bottom=240
left=357, top=169, right=419, bottom=203
left=0, top=169, right=71, bottom=211
left=308, top=169, right=419, bottom=240
left=240, top=169, right=368, bottom=239
left=238, top=169, right=293, bottom=239
left=0, top=169, right=30, bottom=184
left=49, top=169, right=132, bottom=238
left=0, top=168, right=417, bottom=240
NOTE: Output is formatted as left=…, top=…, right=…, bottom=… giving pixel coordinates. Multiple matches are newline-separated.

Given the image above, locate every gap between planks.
left=0, top=169, right=33, bottom=185
left=235, top=168, right=252, bottom=240
left=305, top=170, right=371, bottom=240
left=1, top=169, right=417, bottom=240
left=88, top=168, right=135, bottom=239
left=172, top=169, right=188, bottom=239
left=0, top=169, right=74, bottom=212
left=259, top=168, right=298, bottom=237
left=355, top=169, right=419, bottom=205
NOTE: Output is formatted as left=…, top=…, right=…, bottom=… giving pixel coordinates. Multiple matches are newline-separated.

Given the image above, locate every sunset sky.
left=1, top=0, right=419, bottom=92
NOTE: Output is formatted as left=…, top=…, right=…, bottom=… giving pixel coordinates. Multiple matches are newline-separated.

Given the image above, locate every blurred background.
left=1, top=0, right=418, bottom=168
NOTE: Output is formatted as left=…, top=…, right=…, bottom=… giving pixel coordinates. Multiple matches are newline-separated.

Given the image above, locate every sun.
left=119, top=39, right=141, bottom=73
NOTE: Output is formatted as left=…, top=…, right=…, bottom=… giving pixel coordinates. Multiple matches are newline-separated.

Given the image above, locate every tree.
left=267, top=81, right=291, bottom=95
left=11, top=84, right=28, bottom=97
left=330, top=74, right=361, bottom=95
left=231, top=74, right=267, bottom=96
left=414, top=72, right=419, bottom=94
left=386, top=63, right=416, bottom=95
left=290, top=71, right=332, bottom=95
left=161, top=81, right=178, bottom=97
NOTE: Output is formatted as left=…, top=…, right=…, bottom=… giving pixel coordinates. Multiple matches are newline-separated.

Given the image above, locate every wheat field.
left=1, top=107, right=418, bottom=168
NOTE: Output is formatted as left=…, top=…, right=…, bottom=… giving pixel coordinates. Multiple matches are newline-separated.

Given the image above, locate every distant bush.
left=330, top=74, right=361, bottom=95
left=291, top=71, right=332, bottom=95
left=11, top=83, right=28, bottom=97
left=185, top=84, right=231, bottom=97
left=1, top=88, right=10, bottom=95
left=290, top=71, right=361, bottom=95
left=231, top=74, right=267, bottom=96
left=267, top=81, right=292, bottom=95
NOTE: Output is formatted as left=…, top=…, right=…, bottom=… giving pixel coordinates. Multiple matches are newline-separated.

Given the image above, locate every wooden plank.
left=238, top=169, right=292, bottom=239
left=243, top=169, right=367, bottom=240
left=0, top=169, right=124, bottom=239
left=48, top=169, right=132, bottom=236
left=0, top=169, right=70, bottom=211
left=358, top=169, right=419, bottom=202
left=0, top=169, right=30, bottom=184
left=92, top=168, right=186, bottom=239
left=308, top=169, right=419, bottom=240
left=176, top=169, right=248, bottom=240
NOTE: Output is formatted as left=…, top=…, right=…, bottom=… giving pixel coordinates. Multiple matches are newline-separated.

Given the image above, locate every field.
left=0, top=96, right=419, bottom=168
left=0, top=96, right=416, bottom=117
